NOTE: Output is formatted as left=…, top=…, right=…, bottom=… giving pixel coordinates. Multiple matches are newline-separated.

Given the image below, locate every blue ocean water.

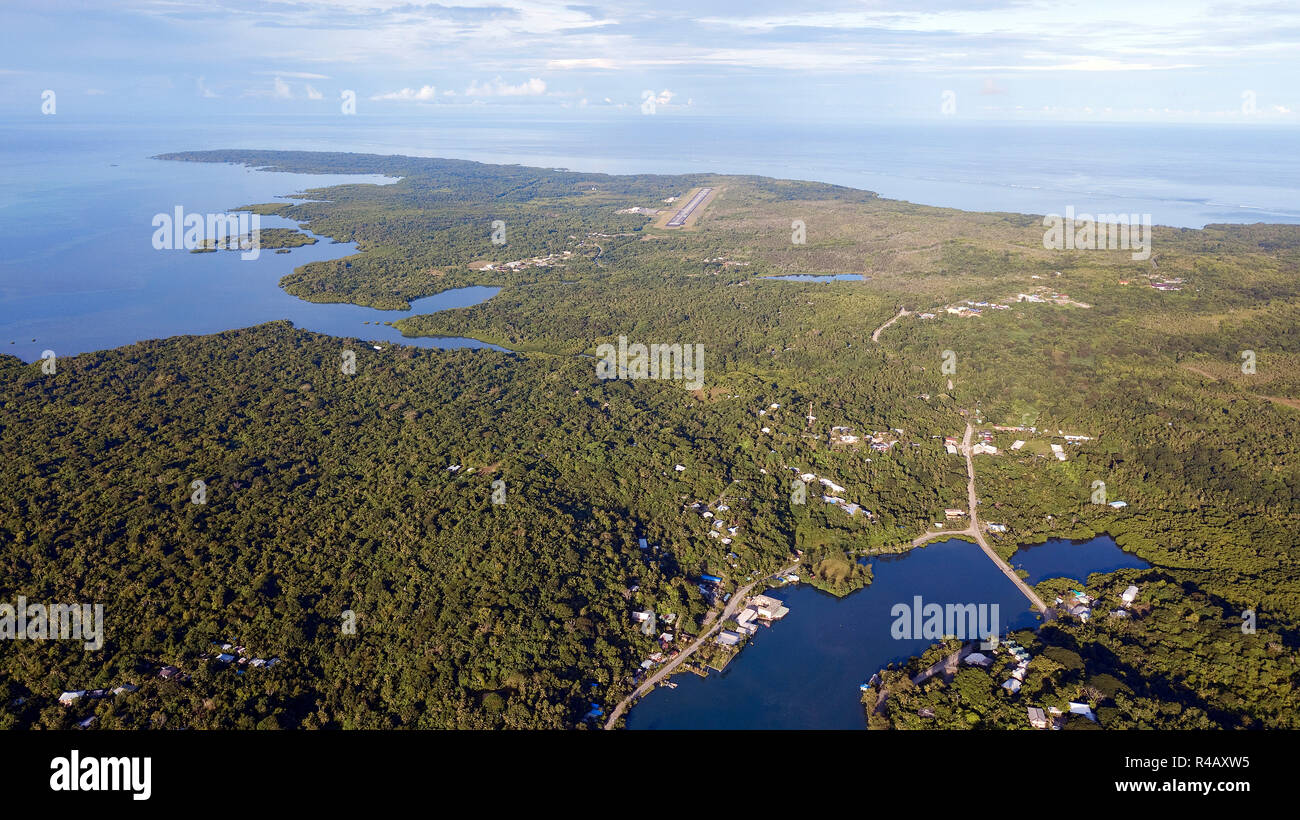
left=2, top=113, right=1297, bottom=362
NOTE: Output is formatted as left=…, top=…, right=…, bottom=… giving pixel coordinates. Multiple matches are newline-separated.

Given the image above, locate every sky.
left=1, top=0, right=1298, bottom=123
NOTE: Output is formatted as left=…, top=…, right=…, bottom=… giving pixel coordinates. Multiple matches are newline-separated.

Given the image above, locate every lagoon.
left=0, top=146, right=502, bottom=362
left=764, top=273, right=866, bottom=282
left=626, top=535, right=1149, bottom=730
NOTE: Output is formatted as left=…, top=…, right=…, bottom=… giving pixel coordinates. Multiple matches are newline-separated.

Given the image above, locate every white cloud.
left=197, top=76, right=219, bottom=98
left=465, top=77, right=546, bottom=96
left=970, top=58, right=1202, bottom=72
left=371, top=85, right=439, bottom=101
left=305, top=84, right=323, bottom=100
left=254, top=70, right=329, bottom=79
left=546, top=58, right=617, bottom=70
left=273, top=76, right=292, bottom=98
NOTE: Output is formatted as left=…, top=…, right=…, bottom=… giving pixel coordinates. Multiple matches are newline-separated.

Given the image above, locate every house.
left=1121, top=585, right=1140, bottom=605
left=58, top=691, right=85, bottom=706
left=1011, top=440, right=1025, bottom=450
left=1027, top=707, right=1049, bottom=729
left=987, top=523, right=1008, bottom=533
left=945, top=508, right=966, bottom=519
left=749, top=594, right=789, bottom=620
left=1002, top=678, right=1022, bottom=694
left=715, top=631, right=744, bottom=647
left=78, top=716, right=97, bottom=729
left=632, top=610, right=654, bottom=623
left=158, top=666, right=181, bottom=680
left=945, top=443, right=959, bottom=455
left=972, top=442, right=998, bottom=455
left=638, top=537, right=648, bottom=550
left=1051, top=444, right=1067, bottom=461
left=674, top=464, right=686, bottom=472
left=700, top=574, right=724, bottom=586
left=963, top=652, right=992, bottom=667
left=819, top=477, right=846, bottom=494
left=1068, top=702, right=1098, bottom=722
left=112, top=683, right=138, bottom=695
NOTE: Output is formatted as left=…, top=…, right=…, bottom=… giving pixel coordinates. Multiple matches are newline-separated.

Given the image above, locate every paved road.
left=959, top=423, right=1049, bottom=614
left=908, top=424, right=1047, bottom=614
left=603, top=561, right=800, bottom=729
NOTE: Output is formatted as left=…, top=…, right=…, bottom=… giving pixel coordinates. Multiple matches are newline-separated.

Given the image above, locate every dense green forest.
left=2, top=150, right=1297, bottom=728
left=868, top=570, right=1298, bottom=729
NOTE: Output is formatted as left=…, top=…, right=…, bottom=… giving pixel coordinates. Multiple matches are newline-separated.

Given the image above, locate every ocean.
left=2, top=113, right=1298, bottom=362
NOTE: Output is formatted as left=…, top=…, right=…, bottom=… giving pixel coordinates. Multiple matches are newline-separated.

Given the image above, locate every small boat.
left=659, top=680, right=678, bottom=689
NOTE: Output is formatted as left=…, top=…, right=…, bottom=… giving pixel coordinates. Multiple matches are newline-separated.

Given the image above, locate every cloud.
left=84, top=88, right=106, bottom=96
left=970, top=58, right=1202, bottom=72
left=197, top=76, right=219, bottom=98
left=648, top=89, right=674, bottom=105
left=305, top=84, right=323, bottom=100
left=979, top=78, right=1005, bottom=95
left=465, top=77, right=547, bottom=96
left=273, top=76, right=292, bottom=98
left=254, top=70, right=330, bottom=79
left=546, top=58, right=617, bottom=70
left=371, top=85, right=439, bottom=101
